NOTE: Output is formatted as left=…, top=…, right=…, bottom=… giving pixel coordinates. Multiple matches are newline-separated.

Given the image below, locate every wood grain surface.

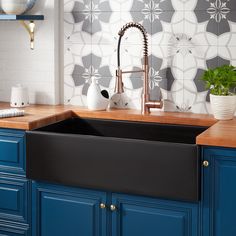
left=0, top=103, right=235, bottom=148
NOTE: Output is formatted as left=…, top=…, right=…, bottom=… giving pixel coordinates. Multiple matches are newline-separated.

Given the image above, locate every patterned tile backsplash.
left=64, top=0, right=236, bottom=114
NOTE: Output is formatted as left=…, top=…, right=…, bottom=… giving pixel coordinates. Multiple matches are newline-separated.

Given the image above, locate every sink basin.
left=26, top=118, right=208, bottom=202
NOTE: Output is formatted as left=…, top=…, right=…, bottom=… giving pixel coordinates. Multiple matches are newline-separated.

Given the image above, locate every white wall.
left=0, top=0, right=60, bottom=105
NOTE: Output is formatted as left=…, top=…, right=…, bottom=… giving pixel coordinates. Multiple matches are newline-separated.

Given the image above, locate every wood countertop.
left=196, top=119, right=236, bottom=148
left=0, top=102, right=235, bottom=148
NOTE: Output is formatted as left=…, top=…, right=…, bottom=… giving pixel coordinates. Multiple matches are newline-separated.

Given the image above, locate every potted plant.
left=201, top=64, right=236, bottom=120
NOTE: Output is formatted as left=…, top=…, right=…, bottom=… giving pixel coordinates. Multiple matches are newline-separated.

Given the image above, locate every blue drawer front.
left=0, top=176, right=29, bottom=224
left=0, top=130, right=25, bottom=176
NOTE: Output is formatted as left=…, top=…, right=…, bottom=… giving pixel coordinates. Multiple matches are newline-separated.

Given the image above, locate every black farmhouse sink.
left=26, top=118, right=207, bottom=202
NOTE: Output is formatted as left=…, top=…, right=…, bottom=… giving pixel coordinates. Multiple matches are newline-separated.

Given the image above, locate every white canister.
left=11, top=85, right=29, bottom=108
left=1, top=0, right=28, bottom=15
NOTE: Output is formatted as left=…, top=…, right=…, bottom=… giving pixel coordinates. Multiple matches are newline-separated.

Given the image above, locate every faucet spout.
left=115, top=22, right=163, bottom=114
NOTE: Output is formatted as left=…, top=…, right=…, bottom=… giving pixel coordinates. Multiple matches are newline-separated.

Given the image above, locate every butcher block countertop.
left=0, top=102, right=235, bottom=148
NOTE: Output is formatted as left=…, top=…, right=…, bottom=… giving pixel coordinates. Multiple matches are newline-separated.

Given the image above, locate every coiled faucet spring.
left=114, top=22, right=163, bottom=114
left=117, top=22, right=148, bottom=67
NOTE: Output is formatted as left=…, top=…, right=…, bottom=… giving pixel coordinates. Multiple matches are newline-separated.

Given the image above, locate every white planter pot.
left=1, top=0, right=28, bottom=15
left=210, top=94, right=236, bottom=120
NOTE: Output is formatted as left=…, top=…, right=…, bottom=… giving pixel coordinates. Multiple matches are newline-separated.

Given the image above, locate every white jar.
left=1, top=0, right=28, bottom=15
left=10, top=85, right=29, bottom=108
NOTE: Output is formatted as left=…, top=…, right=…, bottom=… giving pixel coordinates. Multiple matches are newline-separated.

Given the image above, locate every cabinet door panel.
left=202, top=148, right=236, bottom=236
left=0, top=175, right=29, bottom=224
left=112, top=193, right=198, bottom=236
left=32, top=182, right=107, bottom=236
left=0, top=130, right=25, bottom=176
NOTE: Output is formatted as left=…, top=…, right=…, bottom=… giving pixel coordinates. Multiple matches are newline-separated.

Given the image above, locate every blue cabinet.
left=0, top=129, right=26, bottom=176
left=202, top=147, right=236, bottom=236
left=111, top=193, right=199, bottom=236
left=0, top=129, right=29, bottom=236
left=1, top=127, right=236, bottom=236
left=32, top=182, right=199, bottom=236
left=32, top=182, right=107, bottom=236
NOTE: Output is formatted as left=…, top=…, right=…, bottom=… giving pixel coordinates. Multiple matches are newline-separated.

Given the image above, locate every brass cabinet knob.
left=203, top=160, right=209, bottom=167
left=110, top=205, right=117, bottom=211
left=100, top=203, right=106, bottom=209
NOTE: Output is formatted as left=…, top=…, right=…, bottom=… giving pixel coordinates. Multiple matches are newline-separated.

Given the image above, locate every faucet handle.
left=115, top=69, right=124, bottom=94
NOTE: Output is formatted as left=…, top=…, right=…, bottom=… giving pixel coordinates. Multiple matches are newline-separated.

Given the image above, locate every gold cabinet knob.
left=110, top=205, right=117, bottom=211
left=100, top=203, right=106, bottom=209
left=203, top=160, right=209, bottom=167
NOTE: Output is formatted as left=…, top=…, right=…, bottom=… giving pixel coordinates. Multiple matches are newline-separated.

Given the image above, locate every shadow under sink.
left=26, top=118, right=208, bottom=202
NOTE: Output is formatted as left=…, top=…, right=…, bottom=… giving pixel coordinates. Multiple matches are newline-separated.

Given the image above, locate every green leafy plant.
left=201, top=65, right=236, bottom=96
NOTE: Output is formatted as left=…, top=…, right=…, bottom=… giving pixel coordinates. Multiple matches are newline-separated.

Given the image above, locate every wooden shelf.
left=0, top=14, right=44, bottom=21
left=0, top=14, right=44, bottom=49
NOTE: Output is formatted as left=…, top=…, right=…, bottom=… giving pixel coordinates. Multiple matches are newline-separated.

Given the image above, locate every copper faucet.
left=115, top=22, right=163, bottom=114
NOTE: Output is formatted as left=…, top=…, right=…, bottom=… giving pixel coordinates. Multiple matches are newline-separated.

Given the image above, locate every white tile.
left=171, top=0, right=184, bottom=11
left=184, top=0, right=198, bottom=11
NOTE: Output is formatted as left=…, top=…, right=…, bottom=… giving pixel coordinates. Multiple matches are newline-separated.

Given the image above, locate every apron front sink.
left=26, top=118, right=207, bottom=202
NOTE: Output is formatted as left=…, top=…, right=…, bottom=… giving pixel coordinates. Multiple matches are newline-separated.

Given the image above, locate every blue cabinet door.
left=0, top=129, right=25, bottom=176
left=202, top=147, right=236, bottom=236
left=32, top=182, right=107, bottom=236
left=0, top=175, right=29, bottom=224
left=111, top=193, right=199, bottom=236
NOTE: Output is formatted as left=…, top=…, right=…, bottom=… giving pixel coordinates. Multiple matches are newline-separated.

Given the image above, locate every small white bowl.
left=1, top=0, right=28, bottom=15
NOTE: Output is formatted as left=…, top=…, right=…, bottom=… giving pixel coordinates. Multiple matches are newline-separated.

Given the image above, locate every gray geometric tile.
left=206, top=56, right=219, bottom=69
left=72, top=54, right=92, bottom=91
left=151, top=11, right=174, bottom=35
left=194, top=0, right=234, bottom=12
left=98, top=77, right=112, bottom=88
left=71, top=12, right=93, bottom=35
left=130, top=0, right=174, bottom=12
left=218, top=19, right=231, bottom=35
left=193, top=69, right=206, bottom=93
left=195, top=1, right=236, bottom=36
left=150, top=85, right=162, bottom=101
left=129, top=0, right=175, bottom=35
left=218, top=57, right=230, bottom=66
left=91, top=53, right=112, bottom=78
left=72, top=0, right=91, bottom=12
left=162, top=68, right=175, bottom=91
left=130, top=74, right=143, bottom=90
left=194, top=0, right=210, bottom=11
left=82, top=82, right=90, bottom=95
left=128, top=11, right=152, bottom=34
left=72, top=73, right=86, bottom=87
left=150, top=55, right=175, bottom=91
left=71, top=11, right=87, bottom=23
left=64, top=0, right=236, bottom=114
left=91, top=12, right=113, bottom=34
left=227, top=0, right=236, bottom=11
left=92, top=0, right=112, bottom=12
left=194, top=10, right=210, bottom=23
left=130, top=0, right=145, bottom=12
left=227, top=10, right=236, bottom=22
